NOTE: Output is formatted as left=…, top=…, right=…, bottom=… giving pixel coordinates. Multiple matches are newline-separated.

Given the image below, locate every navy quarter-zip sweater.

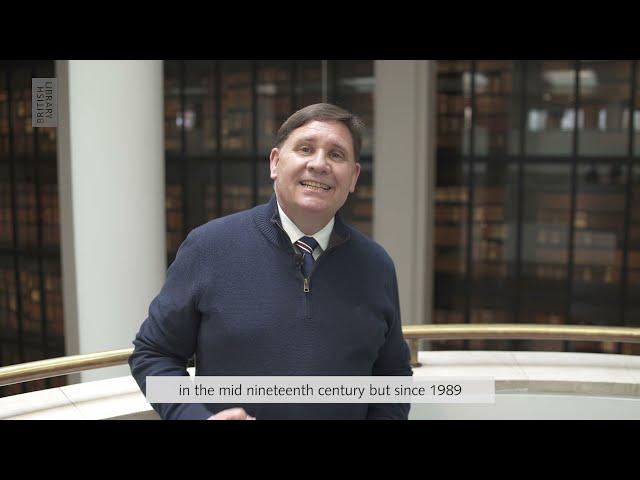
left=129, top=195, right=413, bottom=420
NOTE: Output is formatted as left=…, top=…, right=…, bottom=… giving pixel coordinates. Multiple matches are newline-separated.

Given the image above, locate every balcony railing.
left=1, top=324, right=639, bottom=387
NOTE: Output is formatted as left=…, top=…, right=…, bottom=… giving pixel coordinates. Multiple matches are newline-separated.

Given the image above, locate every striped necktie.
left=294, top=236, right=319, bottom=278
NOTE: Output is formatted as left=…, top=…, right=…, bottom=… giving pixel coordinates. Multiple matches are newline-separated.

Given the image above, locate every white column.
left=56, top=60, right=165, bottom=382
left=373, top=60, right=436, bottom=326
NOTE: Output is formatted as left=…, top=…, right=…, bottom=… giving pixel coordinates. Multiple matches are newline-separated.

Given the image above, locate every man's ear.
left=269, top=148, right=280, bottom=181
left=349, top=162, right=361, bottom=193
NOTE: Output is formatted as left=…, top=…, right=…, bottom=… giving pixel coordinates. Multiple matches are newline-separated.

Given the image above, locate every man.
left=129, top=103, right=413, bottom=420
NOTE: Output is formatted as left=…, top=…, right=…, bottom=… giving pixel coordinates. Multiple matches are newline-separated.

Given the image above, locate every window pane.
left=568, top=163, right=627, bottom=353
left=165, top=160, right=184, bottom=262
left=296, top=61, right=323, bottom=108
left=518, top=162, right=572, bottom=351
left=634, top=61, right=640, bottom=157
left=221, top=61, right=253, bottom=154
left=433, top=61, right=470, bottom=351
left=474, top=60, right=521, bottom=156
left=0, top=73, right=10, bottom=158
left=340, top=161, right=373, bottom=237
left=257, top=161, right=273, bottom=205
left=221, top=161, right=252, bottom=215
left=14, top=163, right=38, bottom=249
left=187, top=162, right=218, bottom=229
left=164, top=60, right=182, bottom=154
left=19, top=255, right=42, bottom=344
left=40, top=163, right=60, bottom=249
left=578, top=61, right=631, bottom=156
left=11, top=68, right=33, bottom=158
left=185, top=61, right=216, bottom=155
left=43, top=258, right=63, bottom=343
left=468, top=160, right=519, bottom=350
left=0, top=164, right=13, bottom=247
left=336, top=61, right=374, bottom=156
left=0, top=255, right=18, bottom=341
left=622, top=165, right=640, bottom=354
left=437, top=60, right=472, bottom=155
left=525, top=61, right=576, bottom=156
left=257, top=61, right=292, bottom=155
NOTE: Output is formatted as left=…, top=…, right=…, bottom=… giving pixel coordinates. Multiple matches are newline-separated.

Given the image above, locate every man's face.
left=270, top=120, right=361, bottom=220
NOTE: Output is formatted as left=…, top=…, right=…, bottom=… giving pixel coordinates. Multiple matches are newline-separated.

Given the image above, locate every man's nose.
left=307, top=150, right=330, bottom=172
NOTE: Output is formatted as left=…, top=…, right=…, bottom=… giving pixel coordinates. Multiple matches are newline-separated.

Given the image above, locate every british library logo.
left=32, top=78, right=57, bottom=128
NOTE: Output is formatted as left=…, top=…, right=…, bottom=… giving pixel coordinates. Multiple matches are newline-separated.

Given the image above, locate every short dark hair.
left=274, top=103, right=365, bottom=161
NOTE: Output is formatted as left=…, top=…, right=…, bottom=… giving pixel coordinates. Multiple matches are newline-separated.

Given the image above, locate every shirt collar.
left=276, top=201, right=334, bottom=252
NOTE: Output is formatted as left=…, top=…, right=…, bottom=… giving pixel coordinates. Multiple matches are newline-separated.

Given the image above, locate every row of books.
left=165, top=184, right=184, bottom=253
left=534, top=248, right=636, bottom=267
left=0, top=343, right=67, bottom=397
left=0, top=268, right=63, bottom=338
left=437, top=61, right=470, bottom=74
left=475, top=95, right=510, bottom=113
left=536, top=229, right=618, bottom=248
left=535, top=209, right=625, bottom=230
left=434, top=252, right=637, bottom=284
left=438, top=117, right=467, bottom=135
left=435, top=205, right=467, bottom=223
left=221, top=71, right=252, bottom=87
left=436, top=189, right=631, bottom=210
left=221, top=186, right=253, bottom=213
left=435, top=187, right=469, bottom=203
left=435, top=226, right=510, bottom=246
left=537, top=192, right=626, bottom=210
left=527, top=264, right=624, bottom=283
left=436, top=225, right=624, bottom=252
left=166, top=232, right=184, bottom=255
left=434, top=253, right=466, bottom=274
left=346, top=202, right=372, bottom=219
left=257, top=95, right=291, bottom=112
left=474, top=133, right=509, bottom=150
left=476, top=71, right=513, bottom=95
left=203, top=184, right=218, bottom=220
left=259, top=65, right=291, bottom=84
left=437, top=94, right=466, bottom=115
left=0, top=183, right=60, bottom=247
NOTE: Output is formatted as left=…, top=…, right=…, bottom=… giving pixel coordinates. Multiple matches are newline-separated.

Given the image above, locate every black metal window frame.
left=165, top=60, right=374, bottom=266
left=435, top=60, right=640, bottom=354
left=0, top=60, right=63, bottom=397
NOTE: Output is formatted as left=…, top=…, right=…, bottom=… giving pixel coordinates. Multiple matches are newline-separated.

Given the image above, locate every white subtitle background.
left=145, top=376, right=495, bottom=404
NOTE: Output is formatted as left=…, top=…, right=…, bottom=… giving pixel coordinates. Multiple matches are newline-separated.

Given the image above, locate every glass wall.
left=0, top=61, right=65, bottom=397
left=164, top=60, right=375, bottom=265
left=434, top=60, right=640, bottom=355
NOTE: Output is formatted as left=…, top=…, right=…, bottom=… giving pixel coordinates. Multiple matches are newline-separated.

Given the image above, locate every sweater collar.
left=254, top=194, right=350, bottom=252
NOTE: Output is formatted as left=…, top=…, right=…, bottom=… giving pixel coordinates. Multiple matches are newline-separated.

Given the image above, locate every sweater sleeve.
left=128, top=229, right=213, bottom=420
left=367, top=260, right=413, bottom=420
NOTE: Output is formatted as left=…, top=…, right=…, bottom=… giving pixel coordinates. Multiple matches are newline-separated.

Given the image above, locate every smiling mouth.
left=300, top=180, right=332, bottom=191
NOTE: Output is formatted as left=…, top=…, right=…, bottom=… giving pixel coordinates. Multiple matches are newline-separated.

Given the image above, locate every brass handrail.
left=0, top=348, right=133, bottom=387
left=402, top=324, right=640, bottom=366
left=1, top=324, right=639, bottom=387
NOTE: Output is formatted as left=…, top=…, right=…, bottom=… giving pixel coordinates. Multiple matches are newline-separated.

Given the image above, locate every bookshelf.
left=0, top=61, right=65, bottom=398
left=164, top=61, right=375, bottom=266
left=434, top=60, right=640, bottom=355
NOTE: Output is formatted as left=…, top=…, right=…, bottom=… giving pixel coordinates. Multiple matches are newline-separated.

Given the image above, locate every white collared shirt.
left=277, top=202, right=334, bottom=260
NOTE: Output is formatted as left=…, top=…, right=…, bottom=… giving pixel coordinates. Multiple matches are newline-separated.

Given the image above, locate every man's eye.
left=300, top=146, right=311, bottom=153
left=331, top=152, right=344, bottom=160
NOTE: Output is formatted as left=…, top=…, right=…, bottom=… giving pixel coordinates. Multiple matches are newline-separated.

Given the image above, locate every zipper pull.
left=303, top=277, right=310, bottom=293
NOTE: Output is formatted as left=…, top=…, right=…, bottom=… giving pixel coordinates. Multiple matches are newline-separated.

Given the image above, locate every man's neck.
left=277, top=201, right=333, bottom=236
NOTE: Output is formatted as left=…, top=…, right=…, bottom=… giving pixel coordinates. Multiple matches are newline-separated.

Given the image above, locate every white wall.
left=374, top=60, right=436, bottom=326
left=56, top=60, right=166, bottom=382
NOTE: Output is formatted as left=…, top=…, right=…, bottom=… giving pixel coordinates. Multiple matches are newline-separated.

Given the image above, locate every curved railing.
left=1, top=324, right=639, bottom=387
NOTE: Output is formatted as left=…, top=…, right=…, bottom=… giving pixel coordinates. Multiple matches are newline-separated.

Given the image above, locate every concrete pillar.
left=56, top=60, right=165, bottom=382
left=373, top=60, right=436, bottom=326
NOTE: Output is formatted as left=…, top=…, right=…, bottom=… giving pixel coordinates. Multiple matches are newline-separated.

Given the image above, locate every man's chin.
left=295, top=199, right=335, bottom=216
